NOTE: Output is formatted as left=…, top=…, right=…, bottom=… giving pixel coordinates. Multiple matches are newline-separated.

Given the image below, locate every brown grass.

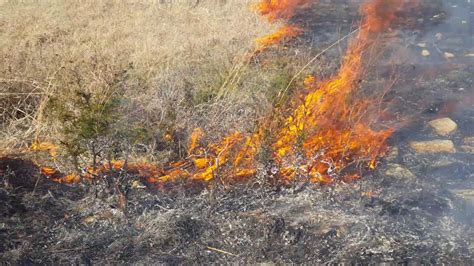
left=0, top=0, right=288, bottom=160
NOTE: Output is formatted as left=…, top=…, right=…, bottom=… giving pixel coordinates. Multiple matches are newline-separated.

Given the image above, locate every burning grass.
left=34, top=0, right=410, bottom=188
left=254, top=0, right=316, bottom=50
left=253, top=0, right=314, bottom=22
left=0, top=0, right=277, bottom=155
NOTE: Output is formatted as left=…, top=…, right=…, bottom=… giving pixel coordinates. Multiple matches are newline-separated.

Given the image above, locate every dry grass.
left=0, top=0, right=286, bottom=160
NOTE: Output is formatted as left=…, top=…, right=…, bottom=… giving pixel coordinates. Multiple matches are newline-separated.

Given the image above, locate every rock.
left=431, top=158, right=458, bottom=168
left=462, top=136, right=474, bottom=146
left=385, top=147, right=399, bottom=162
left=409, top=140, right=456, bottom=153
left=132, top=180, right=146, bottom=189
left=421, top=49, right=430, bottom=56
left=385, top=164, right=416, bottom=180
left=428, top=117, right=457, bottom=136
left=460, top=136, right=474, bottom=154
left=82, top=216, right=97, bottom=225
left=444, top=52, right=455, bottom=59
left=461, top=146, right=474, bottom=154
left=450, top=189, right=474, bottom=203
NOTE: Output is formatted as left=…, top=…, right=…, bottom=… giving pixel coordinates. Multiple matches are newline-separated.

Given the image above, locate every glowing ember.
left=40, top=166, right=57, bottom=176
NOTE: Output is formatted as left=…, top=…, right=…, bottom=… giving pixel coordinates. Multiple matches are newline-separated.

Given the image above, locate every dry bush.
left=0, top=0, right=288, bottom=161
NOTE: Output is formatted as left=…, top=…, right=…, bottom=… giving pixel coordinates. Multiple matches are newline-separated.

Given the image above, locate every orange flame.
left=254, top=0, right=314, bottom=22
left=188, top=128, right=204, bottom=155
left=40, top=166, right=57, bottom=176
left=31, top=141, right=58, bottom=159
left=254, top=0, right=316, bottom=50
left=256, top=25, right=303, bottom=47
left=272, top=0, right=406, bottom=182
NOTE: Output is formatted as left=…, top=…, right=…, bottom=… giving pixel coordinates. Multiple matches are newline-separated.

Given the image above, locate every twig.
left=206, top=246, right=237, bottom=256
left=0, top=92, right=45, bottom=95
left=32, top=175, right=41, bottom=194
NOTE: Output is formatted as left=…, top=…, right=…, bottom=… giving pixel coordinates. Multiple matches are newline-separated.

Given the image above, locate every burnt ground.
left=0, top=155, right=473, bottom=264
left=1, top=0, right=474, bottom=264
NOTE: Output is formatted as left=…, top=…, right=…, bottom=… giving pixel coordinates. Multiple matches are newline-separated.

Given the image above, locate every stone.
left=461, top=146, right=474, bottom=154
left=409, top=140, right=456, bottom=153
left=421, top=49, right=430, bottom=57
left=385, top=164, right=416, bottom=180
left=82, top=216, right=97, bottom=225
left=444, top=52, right=455, bottom=59
left=428, top=117, right=457, bottom=136
left=462, top=136, right=474, bottom=146
left=460, top=137, right=474, bottom=154
left=132, top=180, right=146, bottom=189
left=450, top=189, right=474, bottom=203
left=385, top=147, right=399, bottom=162
left=432, top=158, right=458, bottom=168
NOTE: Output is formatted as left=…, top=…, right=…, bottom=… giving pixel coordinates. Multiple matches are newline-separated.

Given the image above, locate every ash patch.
left=1, top=164, right=472, bottom=264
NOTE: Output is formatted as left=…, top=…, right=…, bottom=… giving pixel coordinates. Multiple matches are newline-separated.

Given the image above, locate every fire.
left=188, top=128, right=204, bottom=155
left=31, top=141, right=58, bottom=159
left=37, top=0, right=408, bottom=187
left=256, top=25, right=303, bottom=47
left=272, top=0, right=405, bottom=182
left=254, top=0, right=316, bottom=49
left=40, top=166, right=57, bottom=176
left=254, top=0, right=314, bottom=22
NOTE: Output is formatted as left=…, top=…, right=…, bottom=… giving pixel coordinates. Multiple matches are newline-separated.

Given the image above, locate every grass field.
left=1, top=0, right=291, bottom=164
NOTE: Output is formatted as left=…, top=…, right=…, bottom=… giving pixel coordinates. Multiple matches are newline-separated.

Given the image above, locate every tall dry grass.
left=0, top=0, right=289, bottom=161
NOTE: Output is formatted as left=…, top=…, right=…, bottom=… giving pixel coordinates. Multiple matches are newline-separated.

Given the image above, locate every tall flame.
left=272, top=0, right=406, bottom=182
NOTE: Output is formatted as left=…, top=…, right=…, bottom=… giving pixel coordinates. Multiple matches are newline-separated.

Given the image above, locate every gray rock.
left=450, top=189, right=474, bottom=204
left=463, top=137, right=474, bottom=146
left=385, top=164, right=416, bottom=180
left=409, top=140, right=456, bottom=153
left=460, top=146, right=474, bottom=154
left=385, top=147, right=399, bottom=162
left=431, top=158, right=458, bottom=168
left=460, top=137, right=474, bottom=154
